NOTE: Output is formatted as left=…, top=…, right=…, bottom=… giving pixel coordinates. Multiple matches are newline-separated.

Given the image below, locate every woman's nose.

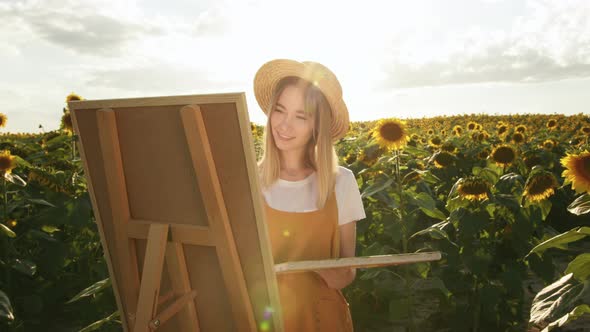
left=277, top=114, right=294, bottom=129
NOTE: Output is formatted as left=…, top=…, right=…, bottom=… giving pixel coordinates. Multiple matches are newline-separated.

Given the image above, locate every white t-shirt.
left=261, top=166, right=366, bottom=226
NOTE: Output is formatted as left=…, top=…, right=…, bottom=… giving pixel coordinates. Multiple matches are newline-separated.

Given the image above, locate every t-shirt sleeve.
left=337, top=168, right=367, bottom=225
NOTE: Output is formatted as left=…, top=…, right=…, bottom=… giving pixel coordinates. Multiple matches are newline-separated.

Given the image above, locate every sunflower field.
left=1, top=94, right=589, bottom=331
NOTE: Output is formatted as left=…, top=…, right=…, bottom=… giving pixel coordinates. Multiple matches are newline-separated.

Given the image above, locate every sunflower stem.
left=1, top=177, right=10, bottom=290
left=395, top=149, right=416, bottom=332
left=472, top=277, right=480, bottom=332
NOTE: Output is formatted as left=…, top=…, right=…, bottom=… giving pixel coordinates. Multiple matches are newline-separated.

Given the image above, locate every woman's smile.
left=276, top=131, right=295, bottom=141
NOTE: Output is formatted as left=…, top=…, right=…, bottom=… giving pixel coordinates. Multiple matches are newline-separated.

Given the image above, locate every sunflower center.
left=582, top=157, right=590, bottom=178
left=492, top=146, right=516, bottom=164
left=0, top=156, right=13, bottom=171
left=434, top=151, right=454, bottom=167
left=527, top=174, right=557, bottom=196
left=379, top=123, right=404, bottom=142
left=430, top=137, right=442, bottom=146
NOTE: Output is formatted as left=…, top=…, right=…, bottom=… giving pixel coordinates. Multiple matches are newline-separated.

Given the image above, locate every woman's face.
left=270, top=84, right=315, bottom=154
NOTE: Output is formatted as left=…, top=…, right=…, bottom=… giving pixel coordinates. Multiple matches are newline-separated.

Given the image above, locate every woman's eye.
left=298, top=117, right=307, bottom=120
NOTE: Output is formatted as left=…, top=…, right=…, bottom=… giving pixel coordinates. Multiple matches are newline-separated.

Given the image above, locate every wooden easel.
left=86, top=105, right=268, bottom=332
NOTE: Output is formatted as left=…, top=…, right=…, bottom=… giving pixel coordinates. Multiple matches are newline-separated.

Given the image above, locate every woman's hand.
left=314, top=267, right=356, bottom=290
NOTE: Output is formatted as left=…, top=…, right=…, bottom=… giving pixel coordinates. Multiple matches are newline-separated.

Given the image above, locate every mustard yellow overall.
left=264, top=190, right=354, bottom=331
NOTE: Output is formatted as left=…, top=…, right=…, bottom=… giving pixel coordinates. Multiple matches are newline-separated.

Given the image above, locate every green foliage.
left=1, top=130, right=118, bottom=332
left=2, top=112, right=590, bottom=331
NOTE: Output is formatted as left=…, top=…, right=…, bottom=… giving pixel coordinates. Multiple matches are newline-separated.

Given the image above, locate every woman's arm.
left=314, top=221, right=357, bottom=289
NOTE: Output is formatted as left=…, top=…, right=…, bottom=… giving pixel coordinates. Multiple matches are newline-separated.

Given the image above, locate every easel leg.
left=133, top=224, right=169, bottom=332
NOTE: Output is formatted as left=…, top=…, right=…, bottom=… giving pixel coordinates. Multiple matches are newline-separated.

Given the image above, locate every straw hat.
left=253, top=59, right=350, bottom=142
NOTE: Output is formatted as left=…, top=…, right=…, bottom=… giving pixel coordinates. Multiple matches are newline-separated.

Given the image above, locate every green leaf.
left=0, top=223, right=16, bottom=238
left=542, top=304, right=590, bottom=332
left=10, top=258, right=37, bottom=277
left=0, top=290, right=14, bottom=322
left=412, top=192, right=436, bottom=210
left=78, top=311, right=120, bottom=332
left=446, top=195, right=470, bottom=213
left=410, top=221, right=452, bottom=242
left=567, top=193, right=590, bottom=215
left=41, top=225, right=61, bottom=233
left=13, top=155, right=33, bottom=168
left=66, top=278, right=111, bottom=304
left=420, top=206, right=447, bottom=220
left=415, top=262, right=430, bottom=278
left=565, top=253, right=590, bottom=282
left=496, top=172, right=524, bottom=195
left=389, top=297, right=409, bottom=320
left=26, top=198, right=56, bottom=208
left=3, top=172, right=26, bottom=186
left=539, top=199, right=552, bottom=221
left=478, top=168, right=500, bottom=185
left=411, top=277, right=451, bottom=298
left=403, top=145, right=430, bottom=158
left=527, top=227, right=590, bottom=257
left=529, top=273, right=585, bottom=325
left=361, top=177, right=394, bottom=198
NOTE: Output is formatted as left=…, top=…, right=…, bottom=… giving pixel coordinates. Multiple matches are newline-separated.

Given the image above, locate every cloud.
left=0, top=0, right=163, bottom=56
left=84, top=64, right=240, bottom=93
left=381, top=0, right=590, bottom=88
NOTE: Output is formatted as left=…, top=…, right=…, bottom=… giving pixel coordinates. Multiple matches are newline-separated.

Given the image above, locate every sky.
left=1, top=0, right=589, bottom=133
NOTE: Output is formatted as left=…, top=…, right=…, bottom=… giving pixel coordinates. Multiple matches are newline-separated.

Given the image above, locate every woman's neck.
left=278, top=149, right=315, bottom=180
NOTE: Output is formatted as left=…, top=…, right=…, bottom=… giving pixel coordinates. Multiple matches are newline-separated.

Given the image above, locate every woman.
left=254, top=59, right=366, bottom=331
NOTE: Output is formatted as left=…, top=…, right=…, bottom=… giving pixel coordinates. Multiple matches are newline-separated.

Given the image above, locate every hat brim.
left=253, top=59, right=349, bottom=141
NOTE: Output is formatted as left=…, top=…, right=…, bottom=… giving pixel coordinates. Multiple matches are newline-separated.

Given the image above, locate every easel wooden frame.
left=69, top=93, right=283, bottom=332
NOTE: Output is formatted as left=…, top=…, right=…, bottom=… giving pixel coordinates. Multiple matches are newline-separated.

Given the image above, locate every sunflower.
left=61, top=112, right=73, bottom=134
left=490, top=145, right=517, bottom=167
left=372, top=118, right=409, bottom=150
left=480, top=131, right=489, bottom=141
left=561, top=150, right=590, bottom=194
left=427, top=129, right=434, bottom=136
left=497, top=125, right=508, bottom=136
left=411, top=134, right=419, bottom=141
left=523, top=170, right=559, bottom=202
left=432, top=151, right=455, bottom=168
left=0, top=150, right=16, bottom=175
left=453, top=125, right=463, bottom=136
left=358, top=145, right=385, bottom=166
left=542, top=139, right=554, bottom=151
left=457, top=176, right=491, bottom=201
left=467, top=121, right=477, bottom=131
left=512, top=132, right=525, bottom=144
left=478, top=148, right=490, bottom=160
left=515, top=124, right=526, bottom=133
left=546, top=119, right=557, bottom=130
left=580, top=126, right=590, bottom=136
left=441, top=141, right=457, bottom=153
left=66, top=92, right=83, bottom=103
left=429, top=136, right=442, bottom=148
left=0, top=113, right=6, bottom=128
left=524, top=153, right=543, bottom=169
left=345, top=152, right=357, bottom=164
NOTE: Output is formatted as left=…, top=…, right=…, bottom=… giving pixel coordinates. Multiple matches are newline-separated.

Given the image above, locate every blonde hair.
left=257, top=76, right=340, bottom=209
